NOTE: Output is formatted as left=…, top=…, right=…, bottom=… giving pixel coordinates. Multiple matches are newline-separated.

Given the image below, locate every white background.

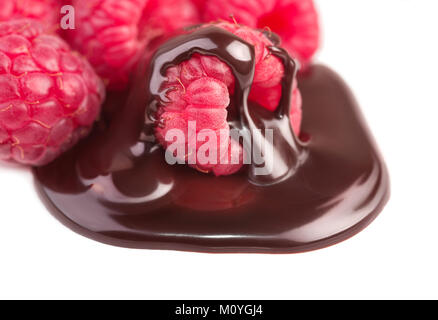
left=1, top=0, right=437, bottom=299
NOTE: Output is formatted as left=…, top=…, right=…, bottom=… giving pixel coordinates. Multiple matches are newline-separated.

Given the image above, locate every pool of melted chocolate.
left=33, top=26, right=390, bottom=253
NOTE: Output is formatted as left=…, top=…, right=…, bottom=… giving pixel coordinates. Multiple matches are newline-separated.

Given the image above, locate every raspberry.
left=155, top=66, right=241, bottom=176
left=0, top=19, right=105, bottom=166
left=154, top=22, right=302, bottom=176
left=139, top=0, right=200, bottom=43
left=202, top=0, right=320, bottom=67
left=189, top=0, right=207, bottom=13
left=67, top=0, right=148, bottom=90
left=0, top=0, right=61, bottom=29
left=68, top=0, right=199, bottom=90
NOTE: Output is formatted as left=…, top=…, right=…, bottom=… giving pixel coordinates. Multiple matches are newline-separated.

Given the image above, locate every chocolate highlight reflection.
left=34, top=26, right=390, bottom=253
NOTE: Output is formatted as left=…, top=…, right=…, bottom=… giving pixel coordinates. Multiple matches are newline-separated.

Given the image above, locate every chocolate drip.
left=260, top=29, right=281, bottom=46
left=144, top=26, right=305, bottom=185
left=243, top=46, right=307, bottom=185
left=145, top=26, right=255, bottom=130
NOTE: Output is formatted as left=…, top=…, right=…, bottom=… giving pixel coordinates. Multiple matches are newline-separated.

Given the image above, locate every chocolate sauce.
left=33, top=27, right=390, bottom=253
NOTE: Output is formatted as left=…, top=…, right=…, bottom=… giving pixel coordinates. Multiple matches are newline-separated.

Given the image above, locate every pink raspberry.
left=139, top=0, right=200, bottom=43
left=67, top=0, right=148, bottom=90
left=206, top=21, right=302, bottom=128
left=155, top=63, right=243, bottom=176
left=189, top=0, right=207, bottom=13
left=0, top=19, right=105, bottom=166
left=202, top=0, right=320, bottom=68
left=155, top=22, right=302, bottom=176
left=0, top=0, right=61, bottom=29
left=67, top=0, right=199, bottom=90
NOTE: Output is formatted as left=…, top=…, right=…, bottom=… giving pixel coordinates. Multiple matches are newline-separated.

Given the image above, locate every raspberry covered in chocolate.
left=154, top=22, right=302, bottom=176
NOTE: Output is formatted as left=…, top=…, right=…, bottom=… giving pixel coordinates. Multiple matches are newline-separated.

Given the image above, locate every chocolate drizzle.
left=144, top=26, right=305, bottom=185
left=32, top=27, right=390, bottom=253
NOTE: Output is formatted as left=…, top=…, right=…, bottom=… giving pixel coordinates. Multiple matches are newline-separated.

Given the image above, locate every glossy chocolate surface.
left=33, top=27, right=390, bottom=253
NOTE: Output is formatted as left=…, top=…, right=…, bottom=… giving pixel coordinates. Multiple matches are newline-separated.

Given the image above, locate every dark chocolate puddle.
left=34, top=64, right=389, bottom=253
left=33, top=26, right=390, bottom=253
